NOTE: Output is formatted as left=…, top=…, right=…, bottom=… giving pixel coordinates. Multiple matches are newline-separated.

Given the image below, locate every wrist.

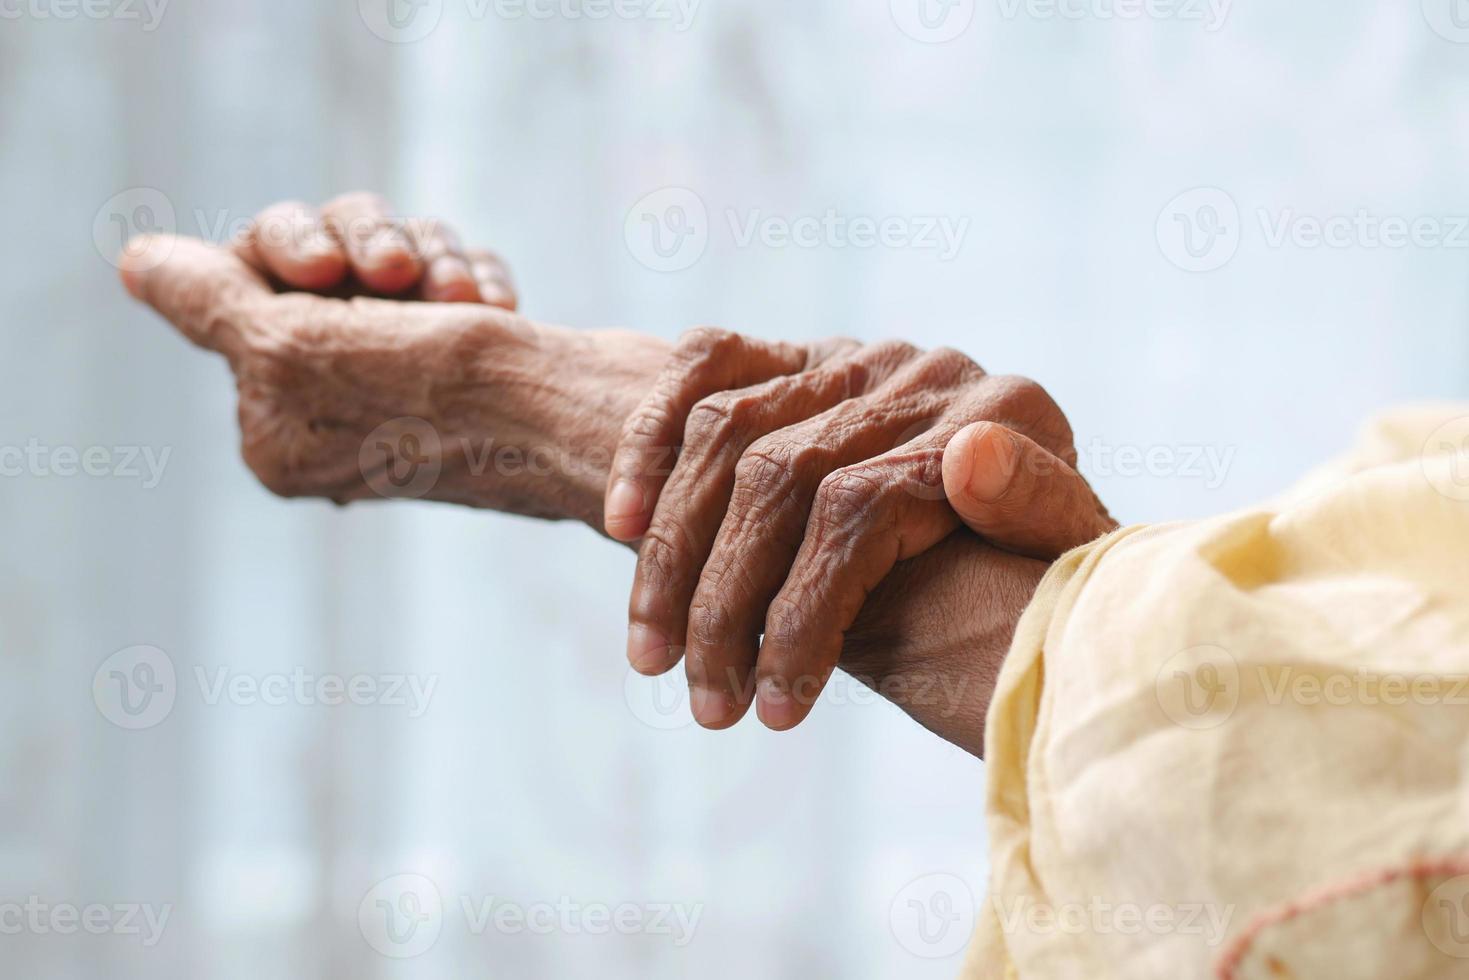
left=841, top=536, right=1048, bottom=758
left=418, top=311, right=669, bottom=528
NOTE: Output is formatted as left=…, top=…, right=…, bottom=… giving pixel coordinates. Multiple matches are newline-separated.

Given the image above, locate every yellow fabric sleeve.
left=963, top=404, right=1469, bottom=979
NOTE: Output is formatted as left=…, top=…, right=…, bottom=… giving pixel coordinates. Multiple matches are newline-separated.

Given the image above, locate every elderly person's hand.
left=119, top=204, right=1111, bottom=757
left=604, top=330, right=1115, bottom=731
left=119, top=229, right=663, bottom=524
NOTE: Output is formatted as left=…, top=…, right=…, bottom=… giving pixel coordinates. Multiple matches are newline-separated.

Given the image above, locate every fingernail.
left=605, top=479, right=645, bottom=532
left=362, top=229, right=415, bottom=272
left=690, top=685, right=733, bottom=728
left=965, top=425, right=1018, bottom=502
left=756, top=677, right=800, bottom=731
left=297, top=233, right=340, bottom=262
left=476, top=279, right=517, bottom=309
left=426, top=255, right=480, bottom=302
left=627, top=624, right=670, bottom=674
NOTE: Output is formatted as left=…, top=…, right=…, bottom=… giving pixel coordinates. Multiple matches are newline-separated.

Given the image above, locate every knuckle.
left=684, top=393, right=755, bottom=449
left=870, top=339, right=922, bottom=363
left=686, top=597, right=735, bottom=654
left=761, top=594, right=810, bottom=651
left=838, top=340, right=921, bottom=396
left=675, top=325, right=737, bottom=357
left=724, top=441, right=815, bottom=541
left=812, top=466, right=887, bottom=533
left=911, top=446, right=947, bottom=497
left=921, top=345, right=982, bottom=382
left=672, top=326, right=748, bottom=378
left=635, top=523, right=692, bottom=594
left=620, top=398, right=676, bottom=446
left=879, top=346, right=982, bottom=400
left=989, top=373, right=1047, bottom=405
left=987, top=374, right=1071, bottom=447
left=617, top=409, right=680, bottom=481
left=253, top=201, right=312, bottom=247
left=806, top=335, right=863, bottom=367
left=733, top=441, right=802, bottom=498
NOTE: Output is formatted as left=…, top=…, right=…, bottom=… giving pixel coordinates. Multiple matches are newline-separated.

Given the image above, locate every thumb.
left=119, top=234, right=272, bottom=360
left=942, top=421, right=1117, bottom=559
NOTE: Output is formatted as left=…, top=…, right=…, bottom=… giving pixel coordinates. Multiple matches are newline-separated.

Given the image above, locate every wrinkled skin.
left=119, top=195, right=1114, bottom=757
left=603, top=328, right=1110, bottom=731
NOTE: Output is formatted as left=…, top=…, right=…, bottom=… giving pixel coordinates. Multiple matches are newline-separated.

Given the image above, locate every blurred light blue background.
left=1, top=0, right=1467, bottom=977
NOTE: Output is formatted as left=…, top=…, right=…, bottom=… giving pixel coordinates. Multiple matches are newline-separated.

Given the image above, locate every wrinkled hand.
left=121, top=202, right=1111, bottom=758
left=227, top=192, right=517, bottom=307
left=604, top=328, right=1114, bottom=731
left=119, top=231, right=669, bottom=523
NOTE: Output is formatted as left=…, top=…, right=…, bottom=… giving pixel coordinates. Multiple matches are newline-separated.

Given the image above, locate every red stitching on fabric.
left=1214, top=855, right=1469, bottom=980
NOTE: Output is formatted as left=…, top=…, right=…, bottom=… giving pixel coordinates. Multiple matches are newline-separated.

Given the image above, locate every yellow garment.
left=964, top=404, right=1469, bottom=979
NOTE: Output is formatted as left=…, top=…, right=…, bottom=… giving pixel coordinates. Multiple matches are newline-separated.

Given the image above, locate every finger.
left=680, top=362, right=956, bottom=730
left=320, top=192, right=422, bottom=295
left=119, top=234, right=271, bottom=361
left=403, top=217, right=482, bottom=304
left=626, top=341, right=911, bottom=680
left=604, top=328, right=815, bottom=543
left=755, top=448, right=960, bottom=731
left=942, top=422, right=1117, bottom=559
left=466, top=248, right=518, bottom=310
left=237, top=201, right=350, bottom=291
